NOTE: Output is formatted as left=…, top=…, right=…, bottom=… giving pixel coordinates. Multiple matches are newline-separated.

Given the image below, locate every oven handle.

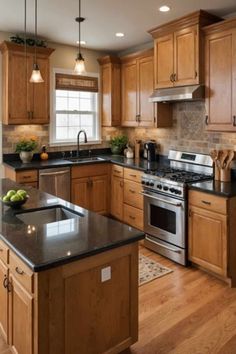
left=145, top=236, right=181, bottom=254
left=140, top=191, right=182, bottom=207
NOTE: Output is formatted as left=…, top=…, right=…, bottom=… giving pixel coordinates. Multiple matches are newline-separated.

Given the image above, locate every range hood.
left=149, top=85, right=205, bottom=103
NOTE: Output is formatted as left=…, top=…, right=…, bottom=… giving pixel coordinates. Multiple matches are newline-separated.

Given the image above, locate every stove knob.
left=157, top=184, right=162, bottom=189
left=177, top=190, right=182, bottom=195
left=149, top=182, right=154, bottom=187
left=163, top=186, right=169, bottom=191
left=146, top=181, right=150, bottom=186
left=141, top=180, right=145, bottom=185
left=169, top=188, right=175, bottom=193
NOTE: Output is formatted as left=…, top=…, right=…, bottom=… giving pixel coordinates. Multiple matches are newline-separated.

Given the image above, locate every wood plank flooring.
left=1, top=245, right=236, bottom=354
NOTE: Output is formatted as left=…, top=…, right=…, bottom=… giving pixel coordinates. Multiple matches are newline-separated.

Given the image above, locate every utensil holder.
left=214, top=165, right=220, bottom=180
left=135, top=141, right=141, bottom=160
left=220, top=168, right=231, bottom=182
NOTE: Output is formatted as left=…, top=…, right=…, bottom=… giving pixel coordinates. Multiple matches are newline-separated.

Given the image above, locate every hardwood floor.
left=1, top=245, right=236, bottom=354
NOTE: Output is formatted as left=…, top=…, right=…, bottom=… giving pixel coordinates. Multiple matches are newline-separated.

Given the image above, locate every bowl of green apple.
left=1, top=189, right=29, bottom=208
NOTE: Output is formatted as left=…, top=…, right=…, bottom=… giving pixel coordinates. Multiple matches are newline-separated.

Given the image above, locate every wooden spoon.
left=220, top=150, right=229, bottom=169
left=225, top=150, right=234, bottom=169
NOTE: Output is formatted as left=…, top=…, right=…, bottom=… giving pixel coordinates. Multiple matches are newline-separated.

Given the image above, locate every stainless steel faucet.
left=77, top=130, right=88, bottom=158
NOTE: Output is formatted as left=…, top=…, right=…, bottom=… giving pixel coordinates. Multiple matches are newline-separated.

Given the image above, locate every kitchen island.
left=0, top=179, right=144, bottom=354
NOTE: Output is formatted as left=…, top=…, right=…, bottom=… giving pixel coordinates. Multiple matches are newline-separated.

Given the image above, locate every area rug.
left=139, top=254, right=173, bottom=286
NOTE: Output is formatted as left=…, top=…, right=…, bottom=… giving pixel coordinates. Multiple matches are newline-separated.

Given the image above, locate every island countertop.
left=0, top=178, right=144, bottom=272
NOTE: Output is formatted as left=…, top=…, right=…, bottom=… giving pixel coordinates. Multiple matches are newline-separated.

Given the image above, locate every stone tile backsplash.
left=3, top=101, right=236, bottom=156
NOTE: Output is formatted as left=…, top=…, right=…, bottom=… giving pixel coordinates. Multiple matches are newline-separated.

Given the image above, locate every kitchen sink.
left=65, top=157, right=106, bottom=163
left=15, top=206, right=83, bottom=225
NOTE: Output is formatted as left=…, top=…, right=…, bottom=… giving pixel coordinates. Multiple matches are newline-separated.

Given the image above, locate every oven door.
left=142, top=190, right=186, bottom=248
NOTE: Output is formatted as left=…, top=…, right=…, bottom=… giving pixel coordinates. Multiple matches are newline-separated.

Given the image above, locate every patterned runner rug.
left=139, top=254, right=173, bottom=286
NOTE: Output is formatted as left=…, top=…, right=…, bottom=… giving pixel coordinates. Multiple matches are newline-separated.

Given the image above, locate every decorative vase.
left=19, top=151, right=34, bottom=164
left=111, top=145, right=122, bottom=155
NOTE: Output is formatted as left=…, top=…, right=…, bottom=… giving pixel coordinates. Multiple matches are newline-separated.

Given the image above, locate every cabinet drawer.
left=189, top=190, right=228, bottom=215
left=0, top=239, right=9, bottom=265
left=112, top=165, right=124, bottom=178
left=124, top=180, right=143, bottom=210
left=123, top=204, right=143, bottom=230
left=72, top=164, right=109, bottom=179
left=124, top=168, right=143, bottom=183
left=16, top=170, right=38, bottom=183
left=9, top=252, right=34, bottom=293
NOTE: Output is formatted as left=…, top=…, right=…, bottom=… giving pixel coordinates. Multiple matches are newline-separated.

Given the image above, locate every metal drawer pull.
left=23, top=175, right=31, bottom=179
left=114, top=170, right=121, bottom=173
left=146, top=236, right=181, bottom=254
left=129, top=174, right=137, bottom=178
left=129, top=215, right=136, bottom=220
left=40, top=170, right=69, bottom=177
left=129, top=189, right=135, bottom=194
left=201, top=200, right=211, bottom=205
left=15, top=267, right=25, bottom=275
left=3, top=276, right=8, bottom=289
left=233, top=116, right=236, bottom=126
left=140, top=191, right=182, bottom=207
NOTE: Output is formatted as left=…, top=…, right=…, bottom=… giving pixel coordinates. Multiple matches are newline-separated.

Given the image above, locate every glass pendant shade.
left=30, top=63, right=44, bottom=83
left=74, top=53, right=86, bottom=74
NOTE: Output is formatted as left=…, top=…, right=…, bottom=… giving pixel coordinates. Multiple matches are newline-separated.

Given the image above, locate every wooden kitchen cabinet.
left=188, top=190, right=236, bottom=284
left=4, top=167, right=38, bottom=188
left=0, top=260, right=8, bottom=343
left=0, top=239, right=139, bottom=354
left=0, top=41, right=54, bottom=125
left=111, top=165, right=124, bottom=221
left=204, top=19, right=236, bottom=131
left=71, top=164, right=109, bottom=215
left=121, top=49, right=172, bottom=128
left=98, top=56, right=121, bottom=127
left=149, top=10, right=220, bottom=89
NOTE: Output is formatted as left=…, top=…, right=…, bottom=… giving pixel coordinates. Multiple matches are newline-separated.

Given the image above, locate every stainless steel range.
left=141, top=150, right=213, bottom=265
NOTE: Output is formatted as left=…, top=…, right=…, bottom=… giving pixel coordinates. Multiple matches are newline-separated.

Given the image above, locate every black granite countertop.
left=3, top=154, right=168, bottom=172
left=0, top=179, right=144, bottom=272
left=189, top=180, right=236, bottom=197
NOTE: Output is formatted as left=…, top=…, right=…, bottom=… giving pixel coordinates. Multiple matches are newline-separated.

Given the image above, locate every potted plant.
left=110, top=135, right=128, bottom=155
left=15, top=137, right=38, bottom=163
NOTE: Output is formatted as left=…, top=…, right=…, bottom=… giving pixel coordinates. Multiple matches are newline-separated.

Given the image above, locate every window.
left=50, top=71, right=100, bottom=145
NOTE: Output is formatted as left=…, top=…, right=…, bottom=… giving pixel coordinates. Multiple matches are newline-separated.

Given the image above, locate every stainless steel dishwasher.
left=39, top=167, right=71, bottom=202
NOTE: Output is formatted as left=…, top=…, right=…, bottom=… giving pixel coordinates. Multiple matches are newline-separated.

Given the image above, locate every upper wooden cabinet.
left=97, top=56, right=121, bottom=127
left=121, top=49, right=172, bottom=128
left=0, top=41, right=54, bottom=125
left=204, top=19, right=236, bottom=131
left=149, top=10, right=221, bottom=89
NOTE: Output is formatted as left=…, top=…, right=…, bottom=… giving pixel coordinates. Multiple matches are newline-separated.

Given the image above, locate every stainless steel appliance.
left=141, top=150, right=213, bottom=265
left=39, top=167, right=71, bottom=202
left=143, top=140, right=156, bottom=161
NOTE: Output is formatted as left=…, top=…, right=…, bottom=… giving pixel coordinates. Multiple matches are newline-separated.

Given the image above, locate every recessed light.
left=76, top=40, right=86, bottom=45
left=116, top=32, right=124, bottom=38
left=159, top=5, right=170, bottom=12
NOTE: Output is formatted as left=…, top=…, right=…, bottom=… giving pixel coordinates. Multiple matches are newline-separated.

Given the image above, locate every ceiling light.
left=76, top=40, right=86, bottom=45
left=30, top=0, right=44, bottom=83
left=116, top=32, right=124, bottom=38
left=74, top=0, right=86, bottom=74
left=159, top=5, right=170, bottom=12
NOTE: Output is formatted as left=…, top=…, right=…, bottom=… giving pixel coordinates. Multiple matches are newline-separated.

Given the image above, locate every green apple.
left=10, top=194, right=22, bottom=202
left=7, top=190, right=16, bottom=198
left=17, top=190, right=27, bottom=198
left=2, top=195, right=10, bottom=202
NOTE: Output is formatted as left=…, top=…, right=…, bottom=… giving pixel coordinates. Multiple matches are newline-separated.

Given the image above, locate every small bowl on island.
left=1, top=189, right=29, bottom=208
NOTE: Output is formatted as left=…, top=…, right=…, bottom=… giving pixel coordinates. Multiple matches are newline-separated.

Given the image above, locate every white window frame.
left=50, top=68, right=101, bottom=147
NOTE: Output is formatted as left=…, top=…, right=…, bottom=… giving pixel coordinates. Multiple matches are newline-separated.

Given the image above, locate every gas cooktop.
left=145, top=167, right=212, bottom=183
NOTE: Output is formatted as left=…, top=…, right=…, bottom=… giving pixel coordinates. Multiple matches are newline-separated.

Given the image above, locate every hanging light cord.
left=78, top=0, right=81, bottom=55
left=24, top=0, right=28, bottom=108
left=34, top=0, right=37, bottom=64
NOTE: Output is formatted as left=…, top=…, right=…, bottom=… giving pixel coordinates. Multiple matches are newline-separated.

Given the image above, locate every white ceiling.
left=1, top=0, right=236, bottom=52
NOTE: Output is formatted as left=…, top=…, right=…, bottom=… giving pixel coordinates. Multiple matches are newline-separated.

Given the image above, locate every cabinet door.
left=111, top=175, right=123, bottom=220
left=137, top=56, right=155, bottom=127
left=0, top=260, right=8, bottom=343
left=101, top=63, right=112, bottom=126
left=91, top=175, right=109, bottom=215
left=174, top=25, right=199, bottom=86
left=154, top=34, right=174, bottom=89
left=29, top=56, right=50, bottom=124
left=9, top=275, right=33, bottom=354
left=188, top=205, right=227, bottom=276
left=121, top=60, right=138, bottom=127
left=205, top=29, right=236, bottom=131
left=7, top=52, right=31, bottom=124
left=71, top=177, right=90, bottom=210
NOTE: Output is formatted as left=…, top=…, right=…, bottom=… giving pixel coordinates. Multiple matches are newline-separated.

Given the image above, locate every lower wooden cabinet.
left=188, top=205, right=227, bottom=276
left=123, top=204, right=143, bottom=231
left=0, top=260, right=8, bottom=343
left=71, top=164, right=109, bottom=215
left=111, top=175, right=124, bottom=220
left=4, top=167, right=38, bottom=188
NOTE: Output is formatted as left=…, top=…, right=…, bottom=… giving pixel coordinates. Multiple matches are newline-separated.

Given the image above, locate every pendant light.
left=74, top=0, right=86, bottom=74
left=30, top=0, right=44, bottom=83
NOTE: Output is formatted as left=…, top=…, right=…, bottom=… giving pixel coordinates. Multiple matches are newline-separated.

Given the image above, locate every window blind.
left=55, top=73, right=98, bottom=92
